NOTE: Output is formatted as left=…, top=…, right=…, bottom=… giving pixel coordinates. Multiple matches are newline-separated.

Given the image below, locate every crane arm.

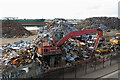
left=56, top=29, right=103, bottom=50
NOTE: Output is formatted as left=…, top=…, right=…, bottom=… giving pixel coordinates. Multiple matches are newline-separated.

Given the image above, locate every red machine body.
left=38, top=29, right=103, bottom=55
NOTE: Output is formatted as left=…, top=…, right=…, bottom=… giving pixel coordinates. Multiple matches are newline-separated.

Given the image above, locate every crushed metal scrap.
left=1, top=18, right=119, bottom=79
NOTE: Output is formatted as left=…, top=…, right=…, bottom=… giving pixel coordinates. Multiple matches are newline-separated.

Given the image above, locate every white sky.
left=0, top=0, right=119, bottom=19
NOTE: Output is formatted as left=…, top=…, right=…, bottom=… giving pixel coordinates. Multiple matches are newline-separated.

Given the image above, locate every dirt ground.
left=0, top=30, right=38, bottom=47
left=104, top=29, right=120, bottom=41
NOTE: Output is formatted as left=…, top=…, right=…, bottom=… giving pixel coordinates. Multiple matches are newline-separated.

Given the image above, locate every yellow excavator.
left=110, top=33, right=120, bottom=51
left=110, top=33, right=120, bottom=45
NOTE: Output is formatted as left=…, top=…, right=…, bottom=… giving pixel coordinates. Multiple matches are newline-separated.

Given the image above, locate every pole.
left=94, top=58, right=96, bottom=70
left=110, top=54, right=112, bottom=65
left=74, top=63, right=77, bottom=78
left=103, top=57, right=104, bottom=68
left=85, top=62, right=87, bottom=74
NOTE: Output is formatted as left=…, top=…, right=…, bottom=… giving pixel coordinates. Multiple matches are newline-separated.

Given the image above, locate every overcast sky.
left=0, top=0, right=119, bottom=19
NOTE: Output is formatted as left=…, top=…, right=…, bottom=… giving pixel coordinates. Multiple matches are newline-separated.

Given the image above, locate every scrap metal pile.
left=37, top=18, right=118, bottom=67
left=1, top=40, right=36, bottom=68
left=76, top=17, right=120, bottom=30
left=37, top=18, right=104, bottom=66
left=1, top=18, right=118, bottom=77
left=61, top=38, right=89, bottom=65
left=1, top=18, right=91, bottom=70
left=38, top=18, right=78, bottom=44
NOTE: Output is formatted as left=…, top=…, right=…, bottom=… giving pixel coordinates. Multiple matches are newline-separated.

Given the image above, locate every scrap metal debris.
left=1, top=40, right=37, bottom=68
left=76, top=17, right=120, bottom=30
left=1, top=18, right=119, bottom=79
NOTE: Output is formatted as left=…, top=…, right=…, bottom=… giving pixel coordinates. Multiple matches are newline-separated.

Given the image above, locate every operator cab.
left=52, top=32, right=64, bottom=44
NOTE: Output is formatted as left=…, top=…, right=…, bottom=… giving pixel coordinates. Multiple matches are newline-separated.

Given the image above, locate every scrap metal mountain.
left=2, top=20, right=32, bottom=38
left=76, top=17, right=120, bottom=30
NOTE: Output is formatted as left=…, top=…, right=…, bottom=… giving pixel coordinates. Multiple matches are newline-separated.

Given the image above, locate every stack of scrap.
left=37, top=18, right=95, bottom=65
left=1, top=18, right=103, bottom=72
left=1, top=40, right=37, bottom=67
left=61, top=38, right=89, bottom=65
left=76, top=17, right=120, bottom=30
left=38, top=18, right=78, bottom=44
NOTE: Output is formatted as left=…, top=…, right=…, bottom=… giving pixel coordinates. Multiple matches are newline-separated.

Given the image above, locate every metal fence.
left=37, top=51, right=119, bottom=78
left=1, top=50, right=119, bottom=79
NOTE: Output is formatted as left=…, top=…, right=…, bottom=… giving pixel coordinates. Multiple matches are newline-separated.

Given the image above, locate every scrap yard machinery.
left=110, top=33, right=120, bottom=50
left=37, top=28, right=103, bottom=68
left=110, top=33, right=120, bottom=45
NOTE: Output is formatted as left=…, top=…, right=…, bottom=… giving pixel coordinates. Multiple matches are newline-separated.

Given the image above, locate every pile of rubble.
left=1, top=18, right=115, bottom=76
left=1, top=40, right=37, bottom=68
left=37, top=18, right=96, bottom=65
left=61, top=38, right=89, bottom=65
left=2, top=20, right=32, bottom=38
left=38, top=18, right=78, bottom=44
left=76, top=17, right=120, bottom=30
left=1, top=18, right=87, bottom=69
